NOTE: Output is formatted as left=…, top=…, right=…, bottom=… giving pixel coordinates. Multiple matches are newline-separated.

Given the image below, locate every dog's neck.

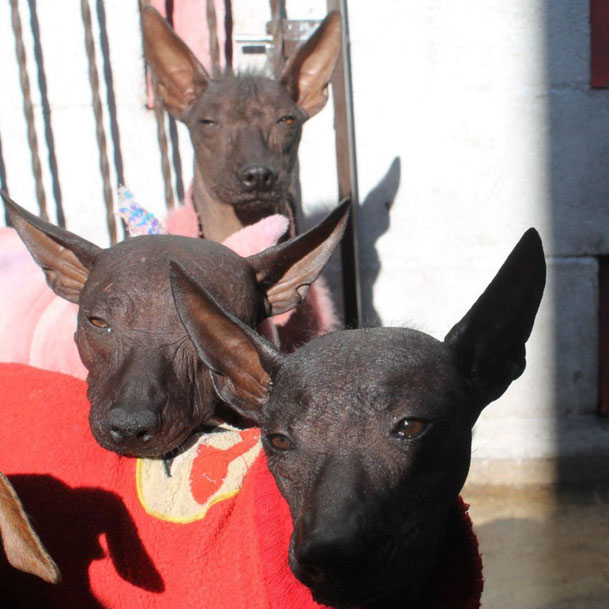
left=192, top=165, right=298, bottom=243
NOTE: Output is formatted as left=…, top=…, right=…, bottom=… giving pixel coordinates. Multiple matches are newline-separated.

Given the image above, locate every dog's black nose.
left=106, top=407, right=160, bottom=445
left=293, top=531, right=367, bottom=587
left=239, top=164, right=276, bottom=190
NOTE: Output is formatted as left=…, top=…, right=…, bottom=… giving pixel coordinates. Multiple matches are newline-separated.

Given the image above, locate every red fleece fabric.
left=0, top=364, right=482, bottom=608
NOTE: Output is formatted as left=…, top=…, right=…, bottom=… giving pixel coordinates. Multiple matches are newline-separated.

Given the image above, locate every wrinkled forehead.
left=82, top=236, right=258, bottom=324
left=194, top=76, right=299, bottom=120
left=268, top=328, right=464, bottom=422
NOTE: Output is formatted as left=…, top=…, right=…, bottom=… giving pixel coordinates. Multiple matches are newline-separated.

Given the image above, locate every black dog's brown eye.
left=278, top=115, right=295, bottom=125
left=89, top=317, right=110, bottom=330
left=392, top=418, right=427, bottom=439
left=265, top=433, right=293, bottom=451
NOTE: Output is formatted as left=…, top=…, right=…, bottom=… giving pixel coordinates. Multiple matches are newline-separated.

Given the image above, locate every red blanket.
left=0, top=364, right=482, bottom=608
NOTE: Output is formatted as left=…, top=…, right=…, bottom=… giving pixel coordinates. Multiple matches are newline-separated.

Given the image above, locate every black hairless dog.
left=171, top=228, right=546, bottom=609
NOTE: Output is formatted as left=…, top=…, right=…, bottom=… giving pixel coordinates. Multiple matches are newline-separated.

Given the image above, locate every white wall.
left=347, top=0, right=609, bottom=480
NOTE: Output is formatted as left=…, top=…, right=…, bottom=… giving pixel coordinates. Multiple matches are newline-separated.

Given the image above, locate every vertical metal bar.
left=96, top=0, right=125, bottom=188
left=81, top=0, right=117, bottom=243
left=152, top=88, right=175, bottom=210
left=327, top=0, right=362, bottom=328
left=206, top=0, right=221, bottom=77
left=599, top=256, right=609, bottom=415
left=168, top=116, right=184, bottom=201
left=27, top=0, right=64, bottom=226
left=268, top=0, right=286, bottom=76
left=223, top=0, right=233, bottom=73
left=9, top=0, right=48, bottom=220
left=0, top=133, right=12, bottom=226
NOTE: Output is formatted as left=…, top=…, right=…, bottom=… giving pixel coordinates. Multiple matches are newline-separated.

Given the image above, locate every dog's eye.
left=392, top=418, right=427, bottom=439
left=199, top=119, right=217, bottom=126
left=89, top=317, right=110, bottom=330
left=265, top=433, right=293, bottom=451
left=277, top=115, right=295, bottom=126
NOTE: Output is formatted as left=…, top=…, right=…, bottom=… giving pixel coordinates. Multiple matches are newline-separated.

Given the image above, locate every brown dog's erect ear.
left=279, top=11, right=342, bottom=118
left=142, top=6, right=210, bottom=118
left=170, top=262, right=279, bottom=421
left=2, top=193, right=101, bottom=304
left=247, top=199, right=350, bottom=317
left=445, top=229, right=546, bottom=414
left=0, top=473, right=60, bottom=584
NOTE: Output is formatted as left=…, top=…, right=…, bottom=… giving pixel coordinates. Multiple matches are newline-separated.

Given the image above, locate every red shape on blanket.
left=0, top=365, right=482, bottom=608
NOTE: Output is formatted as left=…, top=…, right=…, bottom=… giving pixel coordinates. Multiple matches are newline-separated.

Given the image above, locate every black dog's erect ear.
left=279, top=11, right=342, bottom=118
left=445, top=229, right=546, bottom=413
left=170, top=262, right=279, bottom=422
left=247, top=199, right=350, bottom=317
left=142, top=6, right=210, bottom=119
left=1, top=193, right=101, bottom=304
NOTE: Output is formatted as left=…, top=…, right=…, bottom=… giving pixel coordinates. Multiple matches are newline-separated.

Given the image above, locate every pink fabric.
left=0, top=228, right=84, bottom=378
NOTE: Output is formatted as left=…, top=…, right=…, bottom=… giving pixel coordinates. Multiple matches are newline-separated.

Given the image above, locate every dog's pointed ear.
left=279, top=11, right=342, bottom=118
left=142, top=6, right=210, bottom=118
left=170, top=262, right=279, bottom=422
left=445, top=229, right=546, bottom=415
left=0, top=473, right=60, bottom=584
left=2, top=193, right=101, bottom=303
left=247, top=199, right=350, bottom=317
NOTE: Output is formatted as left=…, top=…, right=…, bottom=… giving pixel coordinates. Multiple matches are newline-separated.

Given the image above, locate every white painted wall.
left=1, top=0, right=607, bottom=477
left=346, top=0, right=609, bottom=476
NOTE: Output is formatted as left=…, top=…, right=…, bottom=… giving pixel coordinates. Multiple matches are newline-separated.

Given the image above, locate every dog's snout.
left=106, top=407, right=160, bottom=445
left=239, top=164, right=276, bottom=190
left=293, top=527, right=367, bottom=587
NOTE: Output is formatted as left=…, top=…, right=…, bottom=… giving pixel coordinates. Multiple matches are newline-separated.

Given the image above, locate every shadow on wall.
left=357, top=157, right=401, bottom=327
left=543, top=1, right=609, bottom=489
left=302, top=157, right=400, bottom=328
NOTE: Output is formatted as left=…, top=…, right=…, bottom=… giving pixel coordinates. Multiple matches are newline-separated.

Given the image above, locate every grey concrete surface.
left=463, top=484, right=609, bottom=609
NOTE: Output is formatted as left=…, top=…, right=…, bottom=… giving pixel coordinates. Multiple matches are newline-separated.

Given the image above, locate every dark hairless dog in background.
left=142, top=7, right=342, bottom=242
left=2, top=193, right=349, bottom=458
left=171, top=229, right=546, bottom=609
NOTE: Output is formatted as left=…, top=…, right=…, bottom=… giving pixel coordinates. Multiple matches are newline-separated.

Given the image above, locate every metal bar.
left=206, top=0, right=221, bottom=77
left=327, top=0, right=362, bottom=328
left=223, top=0, right=233, bottom=73
left=9, top=0, right=48, bottom=221
left=268, top=0, right=286, bottom=76
left=168, top=115, right=184, bottom=201
left=152, top=86, right=175, bottom=210
left=0, top=133, right=11, bottom=226
left=27, top=0, right=64, bottom=226
left=81, top=0, right=117, bottom=243
left=96, top=0, right=125, bottom=188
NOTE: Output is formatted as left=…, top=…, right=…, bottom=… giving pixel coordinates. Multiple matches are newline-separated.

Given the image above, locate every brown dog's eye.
left=89, top=317, right=110, bottom=330
left=392, top=418, right=427, bottom=439
left=265, top=433, right=293, bottom=451
left=199, top=119, right=217, bottom=127
left=278, top=115, right=295, bottom=126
